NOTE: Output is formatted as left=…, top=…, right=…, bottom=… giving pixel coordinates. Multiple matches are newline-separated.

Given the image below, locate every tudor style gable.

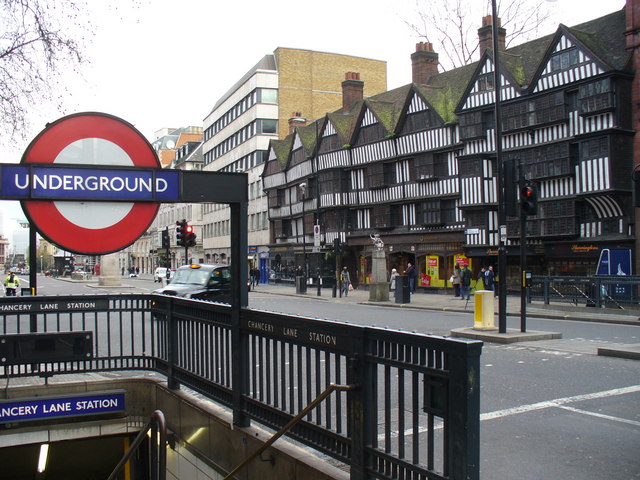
left=396, top=90, right=452, bottom=155
left=351, top=106, right=395, bottom=165
left=316, top=116, right=351, bottom=171
left=459, top=55, right=521, bottom=111
left=532, top=30, right=606, bottom=94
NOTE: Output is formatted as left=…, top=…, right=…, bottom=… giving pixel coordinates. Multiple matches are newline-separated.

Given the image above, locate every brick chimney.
left=478, top=15, right=506, bottom=57
left=411, top=42, right=439, bottom=84
left=342, top=72, right=364, bottom=112
left=288, top=112, right=307, bottom=134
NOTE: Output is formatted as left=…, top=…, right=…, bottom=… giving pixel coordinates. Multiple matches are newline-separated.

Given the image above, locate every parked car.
left=153, top=264, right=231, bottom=301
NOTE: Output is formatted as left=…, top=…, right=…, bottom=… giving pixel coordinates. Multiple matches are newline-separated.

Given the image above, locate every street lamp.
left=299, top=182, right=308, bottom=289
left=490, top=0, right=508, bottom=333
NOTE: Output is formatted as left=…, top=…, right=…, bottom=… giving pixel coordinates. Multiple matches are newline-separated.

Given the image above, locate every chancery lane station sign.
left=0, top=112, right=247, bottom=255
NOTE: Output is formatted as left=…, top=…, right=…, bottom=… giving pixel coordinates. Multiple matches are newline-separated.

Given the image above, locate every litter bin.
left=295, top=276, right=307, bottom=294
left=395, top=275, right=410, bottom=304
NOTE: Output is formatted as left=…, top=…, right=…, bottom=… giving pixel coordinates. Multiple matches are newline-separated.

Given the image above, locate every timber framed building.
left=262, top=6, right=636, bottom=290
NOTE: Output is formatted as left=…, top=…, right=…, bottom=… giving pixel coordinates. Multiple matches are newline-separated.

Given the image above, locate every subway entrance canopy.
left=0, top=112, right=247, bottom=255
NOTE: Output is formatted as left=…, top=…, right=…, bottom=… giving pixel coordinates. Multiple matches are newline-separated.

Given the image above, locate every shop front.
left=346, top=232, right=465, bottom=291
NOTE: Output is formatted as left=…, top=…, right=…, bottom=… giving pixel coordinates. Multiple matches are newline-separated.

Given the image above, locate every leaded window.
left=550, top=48, right=579, bottom=72
left=579, top=78, right=614, bottom=116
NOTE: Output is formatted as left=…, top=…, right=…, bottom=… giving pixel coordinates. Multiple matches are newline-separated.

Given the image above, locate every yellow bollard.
left=473, top=290, right=498, bottom=330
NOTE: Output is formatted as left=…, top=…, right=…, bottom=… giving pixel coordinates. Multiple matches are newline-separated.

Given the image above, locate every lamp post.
left=299, top=182, right=308, bottom=291
left=40, top=255, right=43, bottom=274
left=491, top=0, right=508, bottom=333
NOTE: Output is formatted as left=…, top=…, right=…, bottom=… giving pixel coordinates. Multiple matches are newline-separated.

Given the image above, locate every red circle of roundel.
left=21, top=112, right=160, bottom=255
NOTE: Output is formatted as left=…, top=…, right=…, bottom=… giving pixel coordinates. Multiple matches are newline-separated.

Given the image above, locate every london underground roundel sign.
left=20, top=112, right=160, bottom=255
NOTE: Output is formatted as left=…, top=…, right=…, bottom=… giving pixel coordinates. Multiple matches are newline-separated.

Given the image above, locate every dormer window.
left=550, top=48, right=579, bottom=72
left=477, top=73, right=494, bottom=92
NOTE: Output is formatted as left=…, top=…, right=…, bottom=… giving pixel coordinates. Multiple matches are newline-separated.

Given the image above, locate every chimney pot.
left=288, top=113, right=307, bottom=134
left=478, top=16, right=506, bottom=57
left=342, top=72, right=364, bottom=112
left=411, top=42, right=439, bottom=84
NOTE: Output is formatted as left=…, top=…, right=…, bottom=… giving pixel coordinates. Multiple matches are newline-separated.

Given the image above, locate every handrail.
left=223, top=383, right=358, bottom=480
left=107, top=410, right=167, bottom=480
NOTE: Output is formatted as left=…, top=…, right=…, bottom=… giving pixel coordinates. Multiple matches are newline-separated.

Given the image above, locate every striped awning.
left=584, top=195, right=623, bottom=218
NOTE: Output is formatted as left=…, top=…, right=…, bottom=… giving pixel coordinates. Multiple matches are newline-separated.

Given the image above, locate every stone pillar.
left=99, top=253, right=122, bottom=287
left=369, top=248, right=389, bottom=301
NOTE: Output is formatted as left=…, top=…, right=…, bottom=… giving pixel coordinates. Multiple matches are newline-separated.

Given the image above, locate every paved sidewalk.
left=251, top=281, right=640, bottom=324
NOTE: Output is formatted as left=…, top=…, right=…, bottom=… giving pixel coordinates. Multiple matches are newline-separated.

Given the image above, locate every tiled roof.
left=271, top=135, right=294, bottom=168
left=566, top=9, right=628, bottom=71
left=266, top=7, right=628, bottom=162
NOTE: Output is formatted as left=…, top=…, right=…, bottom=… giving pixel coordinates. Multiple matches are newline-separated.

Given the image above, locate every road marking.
left=379, top=385, right=640, bottom=441
left=480, top=385, right=640, bottom=422
left=556, top=405, right=640, bottom=427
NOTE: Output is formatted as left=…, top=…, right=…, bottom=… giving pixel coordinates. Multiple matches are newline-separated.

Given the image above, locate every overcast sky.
left=0, top=0, right=627, bottom=230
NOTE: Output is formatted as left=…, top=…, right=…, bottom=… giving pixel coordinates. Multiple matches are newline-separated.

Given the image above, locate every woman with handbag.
left=451, top=266, right=461, bottom=297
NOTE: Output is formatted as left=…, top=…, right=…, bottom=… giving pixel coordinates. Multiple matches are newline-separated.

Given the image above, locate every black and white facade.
left=262, top=8, right=634, bottom=290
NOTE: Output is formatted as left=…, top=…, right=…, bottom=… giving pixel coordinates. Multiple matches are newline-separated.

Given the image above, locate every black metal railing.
left=107, top=410, right=167, bottom=480
left=529, top=275, right=640, bottom=309
left=0, top=294, right=482, bottom=480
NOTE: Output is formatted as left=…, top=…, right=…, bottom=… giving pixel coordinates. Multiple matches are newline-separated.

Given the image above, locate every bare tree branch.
left=404, top=0, right=553, bottom=70
left=0, top=0, right=90, bottom=142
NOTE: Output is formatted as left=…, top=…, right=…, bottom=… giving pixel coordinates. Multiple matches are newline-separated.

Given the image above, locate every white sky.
left=0, top=0, right=627, bottom=231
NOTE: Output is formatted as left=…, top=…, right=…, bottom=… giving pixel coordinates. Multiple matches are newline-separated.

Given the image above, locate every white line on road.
left=480, top=385, right=640, bottom=422
left=379, top=385, right=640, bottom=441
left=556, top=405, right=640, bottom=427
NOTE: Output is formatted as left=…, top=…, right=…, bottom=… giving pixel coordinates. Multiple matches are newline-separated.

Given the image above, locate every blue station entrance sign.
left=2, top=164, right=179, bottom=202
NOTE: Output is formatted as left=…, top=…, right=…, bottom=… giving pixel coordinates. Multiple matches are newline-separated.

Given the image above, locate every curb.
left=450, top=327, right=562, bottom=344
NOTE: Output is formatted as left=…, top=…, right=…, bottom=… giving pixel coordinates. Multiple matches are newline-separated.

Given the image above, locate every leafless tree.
left=405, top=0, right=553, bottom=70
left=0, top=0, right=90, bottom=140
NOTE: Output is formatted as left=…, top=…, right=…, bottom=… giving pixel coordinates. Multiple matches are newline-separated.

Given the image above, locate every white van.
left=153, top=267, right=172, bottom=283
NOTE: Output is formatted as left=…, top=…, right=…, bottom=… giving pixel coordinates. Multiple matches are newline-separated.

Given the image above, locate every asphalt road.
left=12, top=274, right=640, bottom=480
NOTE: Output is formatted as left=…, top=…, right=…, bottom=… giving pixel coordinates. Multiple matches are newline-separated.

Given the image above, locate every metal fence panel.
left=0, top=294, right=481, bottom=480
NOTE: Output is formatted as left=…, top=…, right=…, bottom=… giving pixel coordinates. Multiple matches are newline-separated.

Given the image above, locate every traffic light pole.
left=519, top=160, right=527, bottom=333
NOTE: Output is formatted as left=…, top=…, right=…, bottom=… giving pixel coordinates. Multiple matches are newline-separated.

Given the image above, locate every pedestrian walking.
left=251, top=267, right=260, bottom=288
left=405, top=262, right=417, bottom=294
left=340, top=267, right=351, bottom=297
left=476, top=267, right=486, bottom=290
left=460, top=264, right=471, bottom=300
left=484, top=265, right=495, bottom=292
left=451, top=266, right=461, bottom=297
left=389, top=268, right=399, bottom=291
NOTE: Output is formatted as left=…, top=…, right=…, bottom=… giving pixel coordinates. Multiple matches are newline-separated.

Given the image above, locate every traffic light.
left=333, top=237, right=342, bottom=254
left=504, top=158, right=518, bottom=217
left=184, top=223, right=196, bottom=247
left=520, top=182, right=538, bottom=216
left=161, top=228, right=170, bottom=249
left=176, top=219, right=187, bottom=247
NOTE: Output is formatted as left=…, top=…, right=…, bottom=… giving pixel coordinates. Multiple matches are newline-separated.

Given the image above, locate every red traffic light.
left=185, top=225, right=194, bottom=234
left=520, top=183, right=538, bottom=216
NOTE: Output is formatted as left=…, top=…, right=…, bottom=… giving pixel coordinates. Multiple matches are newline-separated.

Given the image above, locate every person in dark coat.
left=405, top=262, right=417, bottom=294
left=477, top=267, right=486, bottom=289
left=484, top=265, right=495, bottom=292
left=460, top=264, right=471, bottom=300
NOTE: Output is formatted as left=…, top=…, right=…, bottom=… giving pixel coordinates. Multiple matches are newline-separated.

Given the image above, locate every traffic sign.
left=20, top=112, right=160, bottom=254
